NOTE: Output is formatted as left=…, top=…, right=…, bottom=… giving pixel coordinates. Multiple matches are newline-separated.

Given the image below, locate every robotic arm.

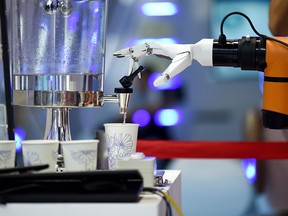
left=114, top=14, right=288, bottom=130
left=113, top=40, right=213, bottom=86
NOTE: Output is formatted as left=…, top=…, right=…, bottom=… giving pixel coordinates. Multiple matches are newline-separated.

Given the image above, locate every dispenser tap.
left=116, top=66, right=146, bottom=116
left=103, top=66, right=145, bottom=120
left=114, top=87, right=133, bottom=115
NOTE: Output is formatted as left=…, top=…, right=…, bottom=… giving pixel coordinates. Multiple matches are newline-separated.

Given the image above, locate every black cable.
left=0, top=0, right=15, bottom=140
left=220, top=12, right=264, bottom=38
left=142, top=187, right=173, bottom=216
left=219, top=11, right=288, bottom=48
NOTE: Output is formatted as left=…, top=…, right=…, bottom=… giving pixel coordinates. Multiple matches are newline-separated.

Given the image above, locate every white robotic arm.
left=113, top=10, right=288, bottom=130
left=113, top=39, right=214, bottom=86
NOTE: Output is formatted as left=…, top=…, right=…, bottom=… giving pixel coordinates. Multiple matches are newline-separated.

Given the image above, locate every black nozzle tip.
left=119, top=66, right=146, bottom=88
left=114, top=87, right=133, bottom=93
left=119, top=76, right=133, bottom=88
left=138, top=66, right=144, bottom=71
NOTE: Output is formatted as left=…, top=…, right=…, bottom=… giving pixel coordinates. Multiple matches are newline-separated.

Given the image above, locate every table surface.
left=0, top=170, right=181, bottom=216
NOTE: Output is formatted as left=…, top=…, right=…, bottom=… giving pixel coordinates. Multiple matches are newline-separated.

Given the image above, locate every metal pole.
left=0, top=0, right=15, bottom=140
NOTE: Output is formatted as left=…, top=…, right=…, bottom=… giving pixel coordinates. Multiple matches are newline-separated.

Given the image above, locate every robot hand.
left=113, top=42, right=194, bottom=87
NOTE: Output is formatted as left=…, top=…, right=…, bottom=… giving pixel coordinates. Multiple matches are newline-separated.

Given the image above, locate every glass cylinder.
left=10, top=0, right=108, bottom=107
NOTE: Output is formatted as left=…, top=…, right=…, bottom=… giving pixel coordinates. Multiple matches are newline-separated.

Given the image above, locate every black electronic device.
left=0, top=170, right=143, bottom=204
left=0, top=164, right=50, bottom=174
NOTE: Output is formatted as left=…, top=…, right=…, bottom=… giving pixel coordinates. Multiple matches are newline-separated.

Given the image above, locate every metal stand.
left=0, top=0, right=15, bottom=140
left=44, top=108, right=71, bottom=141
left=44, top=108, right=71, bottom=171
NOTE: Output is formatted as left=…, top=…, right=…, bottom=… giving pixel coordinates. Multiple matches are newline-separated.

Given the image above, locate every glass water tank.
left=10, top=0, right=108, bottom=108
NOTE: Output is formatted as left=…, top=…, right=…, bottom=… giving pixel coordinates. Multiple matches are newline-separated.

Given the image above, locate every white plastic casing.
left=116, top=152, right=156, bottom=187
left=193, top=38, right=214, bottom=66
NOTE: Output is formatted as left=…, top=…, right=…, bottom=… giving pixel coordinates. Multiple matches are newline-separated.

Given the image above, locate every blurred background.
left=1, top=0, right=288, bottom=215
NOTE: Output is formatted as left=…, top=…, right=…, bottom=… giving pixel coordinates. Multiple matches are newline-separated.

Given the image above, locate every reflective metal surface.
left=44, top=108, right=71, bottom=140
left=44, top=107, right=71, bottom=171
left=13, top=74, right=103, bottom=107
left=103, top=92, right=132, bottom=115
left=13, top=90, right=103, bottom=107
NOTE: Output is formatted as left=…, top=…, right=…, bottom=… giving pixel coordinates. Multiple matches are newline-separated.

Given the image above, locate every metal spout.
left=118, top=92, right=131, bottom=114
left=103, top=87, right=133, bottom=115
left=114, top=88, right=133, bottom=115
left=44, top=108, right=71, bottom=141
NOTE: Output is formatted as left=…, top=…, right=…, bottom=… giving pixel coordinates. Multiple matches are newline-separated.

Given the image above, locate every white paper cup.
left=0, top=140, right=16, bottom=169
left=0, top=124, right=8, bottom=140
left=21, top=140, right=59, bottom=173
left=60, top=140, right=99, bottom=172
left=104, top=123, right=139, bottom=170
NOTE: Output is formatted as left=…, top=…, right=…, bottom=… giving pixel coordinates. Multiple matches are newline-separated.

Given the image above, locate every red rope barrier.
left=136, top=140, right=288, bottom=159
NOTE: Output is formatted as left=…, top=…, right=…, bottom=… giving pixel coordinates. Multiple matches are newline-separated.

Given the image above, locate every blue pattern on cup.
left=24, top=151, right=42, bottom=166
left=71, top=150, right=97, bottom=171
left=0, top=150, right=12, bottom=166
left=107, top=133, right=133, bottom=169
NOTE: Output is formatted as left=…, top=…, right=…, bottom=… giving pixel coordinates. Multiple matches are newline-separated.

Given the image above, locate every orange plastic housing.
left=263, top=37, right=288, bottom=115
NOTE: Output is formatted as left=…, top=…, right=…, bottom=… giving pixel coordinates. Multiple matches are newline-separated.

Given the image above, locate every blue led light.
left=258, top=72, right=264, bottom=94
left=140, top=2, right=178, bottom=16
left=148, top=72, right=182, bottom=90
left=154, top=109, right=182, bottom=126
left=14, top=127, right=26, bottom=152
left=132, top=109, right=151, bottom=127
left=242, top=159, right=257, bottom=184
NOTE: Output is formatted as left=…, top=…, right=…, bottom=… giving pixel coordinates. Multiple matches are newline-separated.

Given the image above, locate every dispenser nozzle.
left=114, top=87, right=133, bottom=115
left=114, top=66, right=145, bottom=116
